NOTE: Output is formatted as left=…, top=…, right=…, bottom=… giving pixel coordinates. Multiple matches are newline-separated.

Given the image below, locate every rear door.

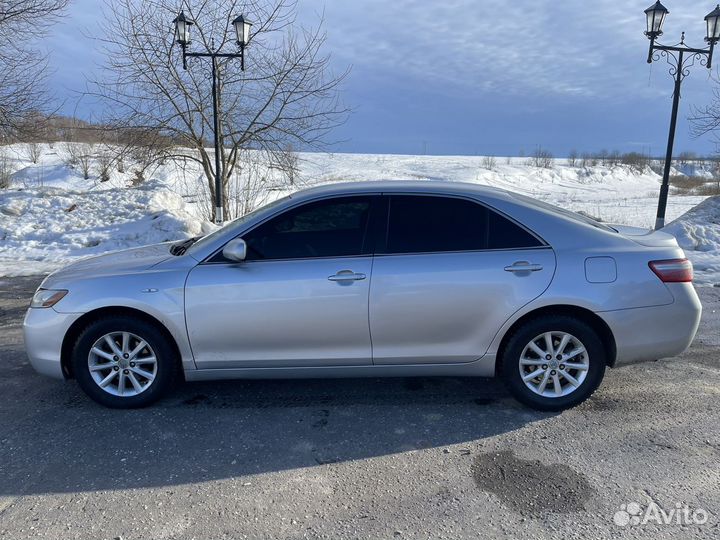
left=369, top=194, right=556, bottom=365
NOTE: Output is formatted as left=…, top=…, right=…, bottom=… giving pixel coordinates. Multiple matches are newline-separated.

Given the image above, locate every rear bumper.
left=23, top=307, right=81, bottom=380
left=600, top=283, right=702, bottom=366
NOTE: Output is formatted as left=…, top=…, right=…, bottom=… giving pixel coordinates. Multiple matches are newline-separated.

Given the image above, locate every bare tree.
left=567, top=149, right=578, bottom=167
left=581, top=152, right=597, bottom=168
left=0, top=1, right=69, bottom=136
left=92, top=0, right=348, bottom=220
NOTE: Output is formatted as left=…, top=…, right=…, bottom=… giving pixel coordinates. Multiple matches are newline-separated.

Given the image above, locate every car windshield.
left=511, top=193, right=617, bottom=233
left=184, top=195, right=291, bottom=256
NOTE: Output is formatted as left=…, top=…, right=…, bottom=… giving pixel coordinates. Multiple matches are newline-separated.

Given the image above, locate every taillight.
left=649, top=258, right=693, bottom=283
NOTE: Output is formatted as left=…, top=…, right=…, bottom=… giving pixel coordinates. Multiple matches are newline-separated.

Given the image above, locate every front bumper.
left=600, top=282, right=702, bottom=366
left=23, top=307, right=82, bottom=380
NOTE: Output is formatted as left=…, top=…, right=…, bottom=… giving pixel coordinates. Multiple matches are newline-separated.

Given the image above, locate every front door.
left=185, top=195, right=378, bottom=369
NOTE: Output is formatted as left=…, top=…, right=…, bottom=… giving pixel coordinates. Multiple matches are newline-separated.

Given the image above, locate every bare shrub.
left=607, top=150, right=621, bottom=167
left=669, top=175, right=706, bottom=193
left=272, top=145, right=300, bottom=186
left=64, top=142, right=92, bottom=180
left=94, top=145, right=114, bottom=182
left=567, top=149, right=579, bottom=167
left=228, top=149, right=294, bottom=218
left=678, top=151, right=697, bottom=166
left=596, top=149, right=609, bottom=165
left=25, top=141, right=41, bottom=163
left=696, top=183, right=720, bottom=196
left=0, top=147, right=11, bottom=188
left=530, top=147, right=553, bottom=169
left=621, top=152, right=648, bottom=172
left=481, top=155, right=497, bottom=171
left=121, top=128, right=170, bottom=186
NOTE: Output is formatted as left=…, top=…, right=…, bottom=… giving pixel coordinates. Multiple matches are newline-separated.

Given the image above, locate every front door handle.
left=504, top=261, right=543, bottom=273
left=328, top=270, right=367, bottom=282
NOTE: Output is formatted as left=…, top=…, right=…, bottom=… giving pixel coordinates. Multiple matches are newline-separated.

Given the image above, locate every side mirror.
left=222, top=238, right=247, bottom=262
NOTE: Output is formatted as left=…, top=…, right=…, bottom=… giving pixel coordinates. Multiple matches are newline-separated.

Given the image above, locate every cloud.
left=305, top=0, right=715, bottom=100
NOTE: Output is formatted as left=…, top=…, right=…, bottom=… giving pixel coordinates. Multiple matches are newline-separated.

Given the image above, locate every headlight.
left=30, top=289, right=68, bottom=308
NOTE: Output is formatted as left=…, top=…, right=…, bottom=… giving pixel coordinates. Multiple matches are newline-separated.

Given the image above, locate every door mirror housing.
left=222, top=238, right=247, bottom=262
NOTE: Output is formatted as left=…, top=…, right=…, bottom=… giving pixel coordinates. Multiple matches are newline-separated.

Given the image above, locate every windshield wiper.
left=170, top=236, right=200, bottom=256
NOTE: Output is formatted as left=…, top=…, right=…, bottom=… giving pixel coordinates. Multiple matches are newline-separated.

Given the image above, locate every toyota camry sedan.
left=24, top=181, right=702, bottom=410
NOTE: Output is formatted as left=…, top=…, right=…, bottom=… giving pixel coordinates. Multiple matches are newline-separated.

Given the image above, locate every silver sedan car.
left=24, top=181, right=701, bottom=410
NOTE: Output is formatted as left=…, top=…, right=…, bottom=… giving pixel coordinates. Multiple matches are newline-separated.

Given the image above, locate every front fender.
left=52, top=268, right=196, bottom=373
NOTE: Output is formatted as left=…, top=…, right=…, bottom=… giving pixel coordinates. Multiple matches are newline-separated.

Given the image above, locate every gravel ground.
left=0, top=275, right=719, bottom=540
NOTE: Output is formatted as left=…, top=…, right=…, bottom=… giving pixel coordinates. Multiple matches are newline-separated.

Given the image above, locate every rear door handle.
left=328, top=270, right=367, bottom=282
left=504, top=261, right=543, bottom=273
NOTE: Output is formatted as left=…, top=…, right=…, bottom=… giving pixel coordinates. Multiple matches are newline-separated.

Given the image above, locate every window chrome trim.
left=200, top=189, right=550, bottom=264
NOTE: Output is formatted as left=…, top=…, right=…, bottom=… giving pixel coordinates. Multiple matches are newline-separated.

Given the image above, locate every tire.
left=500, top=315, right=606, bottom=411
left=71, top=315, right=178, bottom=408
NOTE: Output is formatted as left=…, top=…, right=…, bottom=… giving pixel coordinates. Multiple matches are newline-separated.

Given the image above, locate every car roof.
left=289, top=180, right=517, bottom=203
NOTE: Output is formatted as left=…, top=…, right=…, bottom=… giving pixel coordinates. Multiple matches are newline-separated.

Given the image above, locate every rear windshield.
left=511, top=193, right=617, bottom=233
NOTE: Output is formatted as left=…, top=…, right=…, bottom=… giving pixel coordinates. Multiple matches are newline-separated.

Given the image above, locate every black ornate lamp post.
left=644, top=2, right=720, bottom=230
left=173, top=10, right=253, bottom=224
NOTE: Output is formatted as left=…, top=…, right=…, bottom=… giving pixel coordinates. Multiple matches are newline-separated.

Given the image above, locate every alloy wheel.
left=518, top=331, right=589, bottom=398
left=87, top=331, right=158, bottom=397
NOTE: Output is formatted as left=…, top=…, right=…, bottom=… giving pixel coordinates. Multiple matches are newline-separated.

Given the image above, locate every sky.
left=47, top=0, right=720, bottom=157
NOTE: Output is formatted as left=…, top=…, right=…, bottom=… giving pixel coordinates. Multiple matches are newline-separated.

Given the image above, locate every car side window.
left=241, top=196, right=373, bottom=260
left=385, top=195, right=542, bottom=254
left=487, top=207, right=543, bottom=249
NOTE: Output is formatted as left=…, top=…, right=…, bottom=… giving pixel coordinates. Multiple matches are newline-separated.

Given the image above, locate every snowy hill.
left=0, top=143, right=717, bottom=284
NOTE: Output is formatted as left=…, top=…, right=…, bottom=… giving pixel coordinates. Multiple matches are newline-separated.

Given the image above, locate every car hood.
left=43, top=244, right=173, bottom=286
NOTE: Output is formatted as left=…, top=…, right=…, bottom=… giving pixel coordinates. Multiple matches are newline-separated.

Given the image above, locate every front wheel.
left=500, top=316, right=606, bottom=411
left=71, top=316, right=178, bottom=408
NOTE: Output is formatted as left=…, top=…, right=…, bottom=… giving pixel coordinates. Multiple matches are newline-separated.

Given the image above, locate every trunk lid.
left=611, top=224, right=680, bottom=248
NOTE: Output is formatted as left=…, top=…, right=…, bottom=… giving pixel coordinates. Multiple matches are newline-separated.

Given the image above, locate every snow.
left=0, top=182, right=203, bottom=276
left=0, top=143, right=719, bottom=285
left=664, top=196, right=720, bottom=285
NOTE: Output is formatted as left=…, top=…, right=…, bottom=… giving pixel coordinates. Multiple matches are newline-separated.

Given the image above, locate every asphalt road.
left=1, top=275, right=719, bottom=540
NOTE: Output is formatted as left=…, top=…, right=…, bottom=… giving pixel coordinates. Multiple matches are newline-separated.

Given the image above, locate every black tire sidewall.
left=501, top=316, right=606, bottom=411
left=72, top=316, right=176, bottom=408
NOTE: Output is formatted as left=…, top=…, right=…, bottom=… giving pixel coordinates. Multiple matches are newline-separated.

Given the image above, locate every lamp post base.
left=215, top=206, right=224, bottom=225
left=654, top=217, right=665, bottom=230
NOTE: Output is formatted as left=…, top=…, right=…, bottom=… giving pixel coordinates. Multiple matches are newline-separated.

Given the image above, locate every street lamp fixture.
left=172, top=11, right=193, bottom=48
left=706, top=5, right=720, bottom=42
left=644, top=1, right=669, bottom=40
left=644, top=3, right=720, bottom=230
left=232, top=15, right=252, bottom=69
left=172, top=10, right=252, bottom=224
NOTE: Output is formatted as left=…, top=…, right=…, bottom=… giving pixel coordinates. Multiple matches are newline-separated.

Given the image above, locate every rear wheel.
left=500, top=316, right=606, bottom=411
left=71, top=316, right=178, bottom=408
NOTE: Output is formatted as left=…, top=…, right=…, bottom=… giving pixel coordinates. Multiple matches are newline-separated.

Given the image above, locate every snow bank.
left=0, top=181, right=203, bottom=276
left=0, top=143, right=717, bottom=282
left=665, top=196, right=720, bottom=286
